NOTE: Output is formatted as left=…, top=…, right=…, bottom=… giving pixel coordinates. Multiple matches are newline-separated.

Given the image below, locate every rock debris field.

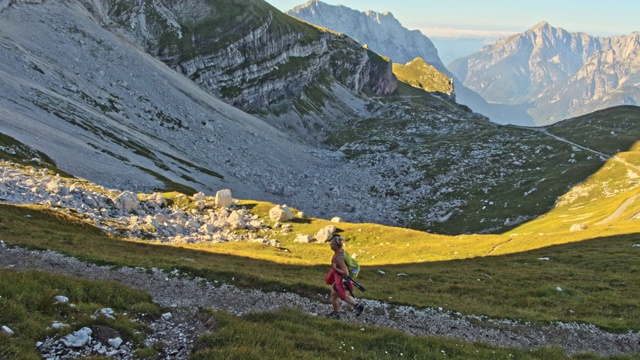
left=1, top=163, right=639, bottom=358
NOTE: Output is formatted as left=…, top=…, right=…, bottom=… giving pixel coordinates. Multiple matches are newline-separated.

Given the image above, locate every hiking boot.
left=354, top=303, right=364, bottom=317
left=326, top=311, right=340, bottom=319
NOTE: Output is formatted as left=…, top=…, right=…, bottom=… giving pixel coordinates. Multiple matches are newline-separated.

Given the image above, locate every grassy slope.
left=1, top=103, right=640, bottom=330
left=392, top=57, right=453, bottom=94
left=0, top=269, right=161, bottom=359
left=3, top=204, right=639, bottom=359
left=2, top=127, right=640, bottom=357
left=190, top=309, right=574, bottom=359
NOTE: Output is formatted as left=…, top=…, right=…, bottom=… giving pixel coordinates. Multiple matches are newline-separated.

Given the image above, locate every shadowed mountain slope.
left=1, top=0, right=639, bottom=235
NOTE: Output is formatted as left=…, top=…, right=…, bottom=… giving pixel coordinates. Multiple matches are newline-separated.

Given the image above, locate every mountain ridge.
left=288, top=0, right=444, bottom=69
left=1, top=0, right=639, bottom=235
left=450, top=21, right=640, bottom=125
left=284, top=0, right=541, bottom=125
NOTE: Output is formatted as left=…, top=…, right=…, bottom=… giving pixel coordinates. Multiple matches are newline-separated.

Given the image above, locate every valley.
left=0, top=0, right=639, bottom=358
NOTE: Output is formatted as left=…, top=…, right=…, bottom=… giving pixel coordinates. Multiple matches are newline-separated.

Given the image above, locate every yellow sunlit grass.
left=491, top=145, right=640, bottom=254
left=206, top=143, right=640, bottom=266
left=2, top=141, right=639, bottom=333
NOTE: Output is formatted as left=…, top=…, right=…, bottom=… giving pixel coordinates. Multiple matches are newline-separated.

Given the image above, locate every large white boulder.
left=215, top=189, right=233, bottom=208
left=193, top=192, right=206, bottom=201
left=314, top=225, right=337, bottom=243
left=114, top=191, right=139, bottom=212
left=269, top=205, right=295, bottom=222
left=227, top=210, right=247, bottom=229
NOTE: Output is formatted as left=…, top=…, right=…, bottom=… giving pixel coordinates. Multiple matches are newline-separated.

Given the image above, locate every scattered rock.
left=294, top=234, right=313, bottom=243
left=114, top=191, right=139, bottom=212
left=54, top=295, right=69, bottom=303
left=2, top=325, right=14, bottom=335
left=313, top=225, right=337, bottom=243
left=269, top=204, right=295, bottom=222
left=60, top=327, right=92, bottom=348
left=570, top=223, right=587, bottom=232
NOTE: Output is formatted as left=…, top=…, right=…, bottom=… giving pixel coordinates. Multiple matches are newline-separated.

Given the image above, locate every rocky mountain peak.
left=286, top=1, right=444, bottom=69
left=531, top=20, right=552, bottom=31
left=450, top=20, right=640, bottom=125
left=363, top=9, right=398, bottom=25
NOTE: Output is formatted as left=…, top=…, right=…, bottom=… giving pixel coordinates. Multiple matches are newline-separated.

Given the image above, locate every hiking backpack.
left=343, top=250, right=360, bottom=278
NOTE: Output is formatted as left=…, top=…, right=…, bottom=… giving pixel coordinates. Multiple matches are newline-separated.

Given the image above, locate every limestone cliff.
left=96, top=0, right=397, bottom=114
left=287, top=0, right=444, bottom=71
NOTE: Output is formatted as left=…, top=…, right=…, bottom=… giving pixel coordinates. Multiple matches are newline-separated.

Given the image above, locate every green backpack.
left=343, top=250, right=360, bottom=278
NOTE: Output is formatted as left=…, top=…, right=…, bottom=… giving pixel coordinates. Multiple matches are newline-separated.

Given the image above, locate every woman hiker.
left=325, top=235, right=364, bottom=319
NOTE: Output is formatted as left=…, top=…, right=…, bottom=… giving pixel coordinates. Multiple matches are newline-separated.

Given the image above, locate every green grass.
left=5, top=269, right=624, bottom=359
left=191, top=309, right=579, bottom=359
left=393, top=57, right=453, bottom=94
left=547, top=106, right=640, bottom=155
left=0, top=269, right=162, bottom=359
left=2, top=138, right=640, bottom=358
left=2, top=200, right=640, bottom=333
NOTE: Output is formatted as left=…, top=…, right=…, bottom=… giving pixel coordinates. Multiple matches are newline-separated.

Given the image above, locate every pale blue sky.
left=266, top=0, right=639, bottom=39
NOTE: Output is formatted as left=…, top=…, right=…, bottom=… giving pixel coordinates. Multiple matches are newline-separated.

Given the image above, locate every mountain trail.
left=486, top=237, right=515, bottom=256
left=1, top=243, right=638, bottom=358
left=596, top=193, right=640, bottom=225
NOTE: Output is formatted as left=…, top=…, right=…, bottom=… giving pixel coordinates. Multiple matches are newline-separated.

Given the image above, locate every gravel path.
left=2, top=243, right=639, bottom=358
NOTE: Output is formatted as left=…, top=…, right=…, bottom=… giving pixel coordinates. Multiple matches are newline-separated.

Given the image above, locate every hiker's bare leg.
left=344, top=295, right=357, bottom=307
left=330, top=288, right=340, bottom=312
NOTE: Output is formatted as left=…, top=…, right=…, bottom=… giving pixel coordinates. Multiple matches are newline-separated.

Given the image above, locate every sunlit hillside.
left=1, top=124, right=639, bottom=266
left=488, top=140, right=640, bottom=254
left=392, top=57, right=453, bottom=95
left=2, top=132, right=640, bottom=339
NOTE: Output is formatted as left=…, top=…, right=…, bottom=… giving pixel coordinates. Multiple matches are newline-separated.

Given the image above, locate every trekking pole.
left=344, top=275, right=366, bottom=292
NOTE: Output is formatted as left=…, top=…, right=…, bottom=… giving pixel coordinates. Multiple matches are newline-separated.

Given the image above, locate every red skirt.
left=325, top=269, right=354, bottom=300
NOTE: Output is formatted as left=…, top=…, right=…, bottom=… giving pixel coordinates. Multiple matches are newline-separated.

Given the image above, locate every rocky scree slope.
left=0, top=0, right=634, bottom=235
left=96, top=0, right=398, bottom=142
left=0, top=161, right=283, bottom=247
left=0, top=0, right=405, bottom=229
left=0, top=0, right=465, bottom=234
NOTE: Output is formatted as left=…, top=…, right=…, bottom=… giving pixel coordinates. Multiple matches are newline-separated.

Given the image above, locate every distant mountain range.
left=286, top=0, right=534, bottom=125
left=287, top=2, right=640, bottom=127
left=450, top=21, right=640, bottom=126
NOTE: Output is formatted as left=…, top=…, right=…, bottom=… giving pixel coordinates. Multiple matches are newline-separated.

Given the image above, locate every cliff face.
left=284, top=1, right=468, bottom=110
left=96, top=0, right=396, bottom=113
left=287, top=0, right=444, bottom=71
left=450, top=21, right=640, bottom=125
